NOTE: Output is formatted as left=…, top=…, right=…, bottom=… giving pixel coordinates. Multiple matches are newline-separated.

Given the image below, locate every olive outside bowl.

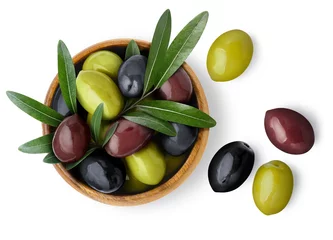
left=42, top=39, right=210, bottom=206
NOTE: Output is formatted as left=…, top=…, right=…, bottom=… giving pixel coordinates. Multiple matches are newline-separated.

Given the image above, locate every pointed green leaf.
left=65, top=147, right=98, bottom=170
left=43, top=152, right=61, bottom=164
left=58, top=40, right=77, bottom=113
left=18, top=133, right=54, bottom=154
left=90, top=103, right=104, bottom=144
left=123, top=111, right=176, bottom=136
left=125, top=40, right=141, bottom=60
left=155, top=11, right=208, bottom=88
left=102, top=122, right=119, bottom=147
left=6, top=91, right=64, bottom=127
left=143, top=9, right=171, bottom=94
left=136, top=100, right=216, bottom=128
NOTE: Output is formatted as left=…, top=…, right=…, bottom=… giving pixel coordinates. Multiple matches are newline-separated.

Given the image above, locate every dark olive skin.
left=159, top=123, right=198, bottom=156
left=117, top=55, right=147, bottom=98
left=52, top=114, right=90, bottom=163
left=79, top=150, right=126, bottom=193
left=51, top=87, right=71, bottom=116
left=208, top=141, right=254, bottom=192
left=265, top=108, right=315, bottom=154
left=104, top=118, right=153, bottom=158
left=157, top=67, right=193, bottom=103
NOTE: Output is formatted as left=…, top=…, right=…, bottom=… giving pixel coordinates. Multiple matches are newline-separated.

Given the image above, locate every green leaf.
left=18, top=133, right=54, bottom=154
left=58, top=40, right=77, bottom=113
left=143, top=9, right=172, bottom=95
left=124, top=97, right=139, bottom=110
left=136, top=100, right=216, bottom=128
left=123, top=111, right=176, bottom=136
left=65, top=147, right=98, bottom=170
left=6, top=91, right=64, bottom=127
left=102, top=122, right=119, bottom=147
left=125, top=40, right=141, bottom=60
left=43, top=152, right=61, bottom=164
left=155, top=11, right=208, bottom=88
left=90, top=103, right=104, bottom=144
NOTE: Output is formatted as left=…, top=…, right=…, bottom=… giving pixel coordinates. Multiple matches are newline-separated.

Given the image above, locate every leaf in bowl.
left=125, top=40, right=141, bottom=60
left=19, top=133, right=54, bottom=154
left=43, top=152, right=61, bottom=164
left=90, top=103, right=104, bottom=144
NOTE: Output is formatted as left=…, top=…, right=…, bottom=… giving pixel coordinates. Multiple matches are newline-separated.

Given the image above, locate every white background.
left=1, top=0, right=332, bottom=239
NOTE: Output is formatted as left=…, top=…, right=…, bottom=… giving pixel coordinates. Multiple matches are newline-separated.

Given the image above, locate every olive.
left=253, top=160, right=294, bottom=215
left=51, top=87, right=71, bottom=116
left=104, top=118, right=153, bottom=158
left=82, top=50, right=123, bottom=80
left=164, top=153, right=188, bottom=178
left=265, top=108, right=315, bottom=154
left=208, top=141, right=254, bottom=192
left=117, top=55, right=147, bottom=98
left=76, top=70, right=124, bottom=120
left=120, top=168, right=150, bottom=194
left=207, top=29, right=253, bottom=82
left=52, top=114, right=90, bottom=163
left=125, top=142, right=166, bottom=185
left=79, top=150, right=126, bottom=193
left=157, top=67, right=193, bottom=103
left=86, top=113, right=111, bottom=143
left=159, top=123, right=198, bottom=156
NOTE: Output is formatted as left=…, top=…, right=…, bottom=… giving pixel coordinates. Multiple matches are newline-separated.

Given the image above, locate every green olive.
left=207, top=29, right=253, bottom=82
left=86, top=113, right=111, bottom=143
left=121, top=170, right=150, bottom=194
left=76, top=70, right=124, bottom=120
left=165, top=153, right=187, bottom=178
left=125, top=142, right=166, bottom=185
left=252, top=160, right=294, bottom=215
left=82, top=50, right=123, bottom=80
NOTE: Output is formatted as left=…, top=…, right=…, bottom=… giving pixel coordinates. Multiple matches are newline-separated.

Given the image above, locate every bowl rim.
left=42, top=38, right=209, bottom=206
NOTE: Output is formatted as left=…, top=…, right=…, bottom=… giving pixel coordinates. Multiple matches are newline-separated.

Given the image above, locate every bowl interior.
left=43, top=39, right=209, bottom=206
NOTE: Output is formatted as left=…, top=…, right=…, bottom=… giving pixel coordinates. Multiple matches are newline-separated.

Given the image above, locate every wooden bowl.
left=42, top=39, right=209, bottom=206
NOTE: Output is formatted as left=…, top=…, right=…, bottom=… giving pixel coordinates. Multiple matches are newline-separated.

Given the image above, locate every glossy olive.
left=76, top=70, right=124, bottom=120
left=157, top=67, right=193, bottom=103
left=51, top=87, right=71, bottom=116
left=125, top=142, right=166, bottom=185
left=253, top=160, right=294, bottom=215
left=207, top=29, right=253, bottom=82
left=117, top=55, right=147, bottom=98
left=165, top=153, right=188, bottom=178
left=52, top=114, right=90, bottom=163
left=265, top=108, right=315, bottom=154
left=159, top=123, right=198, bottom=156
left=104, top=118, right=153, bottom=158
left=79, top=150, right=126, bottom=193
left=82, top=50, right=123, bottom=80
left=120, top=168, right=150, bottom=194
left=208, top=141, right=254, bottom=192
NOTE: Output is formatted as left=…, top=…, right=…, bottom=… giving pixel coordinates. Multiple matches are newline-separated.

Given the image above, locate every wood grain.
left=42, top=39, right=209, bottom=206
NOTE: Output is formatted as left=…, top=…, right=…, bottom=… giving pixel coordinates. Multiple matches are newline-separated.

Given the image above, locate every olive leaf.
left=123, top=111, right=176, bottom=136
left=43, top=152, right=61, bottom=164
left=102, top=122, right=119, bottom=147
left=125, top=40, right=141, bottom=60
left=90, top=103, right=104, bottom=144
left=58, top=40, right=77, bottom=113
left=155, top=11, right=208, bottom=89
left=6, top=91, right=64, bottom=127
left=18, top=133, right=54, bottom=154
left=65, top=147, right=99, bottom=170
left=136, top=100, right=216, bottom=128
left=143, top=9, right=171, bottom=95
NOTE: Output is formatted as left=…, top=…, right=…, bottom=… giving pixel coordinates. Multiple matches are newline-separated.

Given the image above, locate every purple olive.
left=104, top=118, right=153, bottom=158
left=157, top=67, right=193, bottom=103
left=52, top=114, right=91, bottom=162
left=264, top=108, right=315, bottom=154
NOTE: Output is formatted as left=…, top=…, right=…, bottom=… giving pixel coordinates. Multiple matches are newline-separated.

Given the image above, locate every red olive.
left=104, top=118, right=153, bottom=158
left=264, top=108, right=315, bottom=154
left=52, top=114, right=91, bottom=162
left=157, top=67, right=193, bottom=103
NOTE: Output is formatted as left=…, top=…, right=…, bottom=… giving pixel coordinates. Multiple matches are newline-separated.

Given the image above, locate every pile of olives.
left=51, top=48, right=197, bottom=195
left=206, top=29, right=315, bottom=216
